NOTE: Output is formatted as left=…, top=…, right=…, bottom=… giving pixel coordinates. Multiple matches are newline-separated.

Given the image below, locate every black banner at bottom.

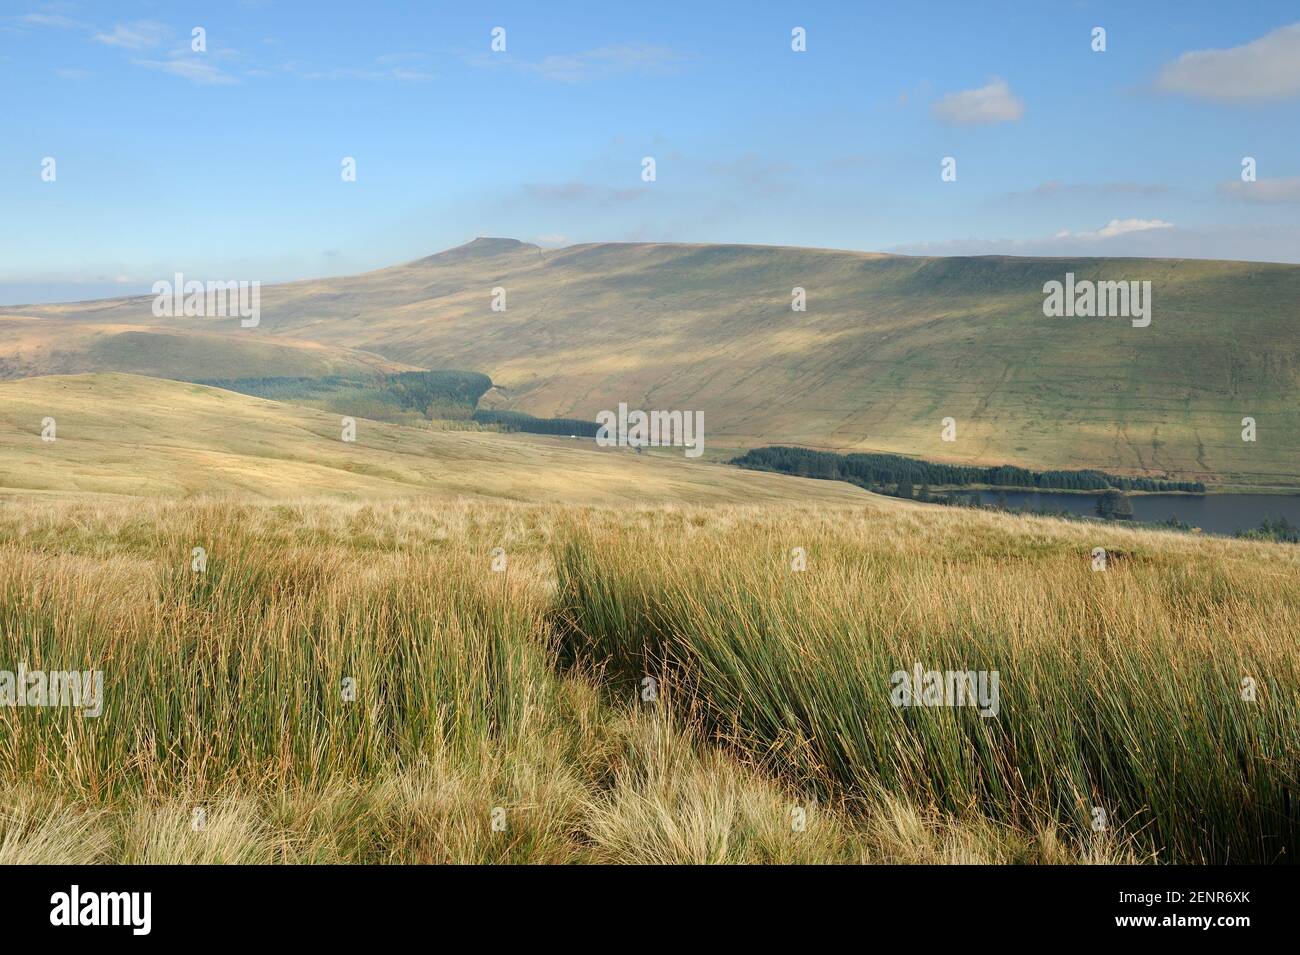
left=0, top=864, right=1286, bottom=940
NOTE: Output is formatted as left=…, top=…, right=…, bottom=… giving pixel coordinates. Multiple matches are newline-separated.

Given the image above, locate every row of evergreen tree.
left=1237, top=516, right=1300, bottom=543
left=194, top=370, right=493, bottom=418
left=472, top=409, right=602, bottom=437
left=731, top=446, right=1206, bottom=493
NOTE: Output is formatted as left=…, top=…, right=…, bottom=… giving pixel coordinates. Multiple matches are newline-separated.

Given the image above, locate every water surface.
left=971, top=490, right=1300, bottom=536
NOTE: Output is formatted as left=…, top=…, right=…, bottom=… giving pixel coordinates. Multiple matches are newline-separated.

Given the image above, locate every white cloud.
left=931, top=77, right=1024, bottom=125
left=890, top=221, right=1300, bottom=263
left=93, top=21, right=170, bottom=51
left=1218, top=177, right=1300, bottom=203
left=1156, top=22, right=1300, bottom=102
left=472, top=43, right=682, bottom=83
left=134, top=58, right=238, bottom=85
left=21, top=13, right=87, bottom=30
left=25, top=14, right=247, bottom=84
left=536, top=44, right=679, bottom=81
left=283, top=56, right=434, bottom=82
left=1054, top=218, right=1174, bottom=240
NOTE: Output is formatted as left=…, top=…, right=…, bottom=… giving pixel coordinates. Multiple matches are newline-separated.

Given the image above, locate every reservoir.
left=972, top=490, right=1300, bottom=536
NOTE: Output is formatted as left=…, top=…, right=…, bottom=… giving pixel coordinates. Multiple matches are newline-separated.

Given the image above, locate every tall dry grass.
left=554, top=504, right=1300, bottom=863
left=0, top=495, right=1291, bottom=862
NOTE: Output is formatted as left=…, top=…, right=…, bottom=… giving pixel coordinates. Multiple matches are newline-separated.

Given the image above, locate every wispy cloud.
left=1054, top=218, right=1174, bottom=240
left=1008, top=181, right=1171, bottom=200
left=134, top=57, right=238, bottom=85
left=1155, top=22, right=1300, bottom=102
left=21, top=12, right=87, bottom=30
left=374, top=52, right=427, bottom=66
left=520, top=182, right=644, bottom=204
left=474, top=43, right=682, bottom=83
left=24, top=12, right=243, bottom=84
left=282, top=53, right=434, bottom=83
left=93, top=20, right=170, bottom=51
left=931, top=77, right=1024, bottom=125
left=891, top=222, right=1300, bottom=263
left=1218, top=177, right=1300, bottom=203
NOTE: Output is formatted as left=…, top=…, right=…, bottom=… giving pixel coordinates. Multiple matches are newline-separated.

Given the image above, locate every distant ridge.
left=6, top=239, right=1299, bottom=486
left=414, top=237, right=541, bottom=265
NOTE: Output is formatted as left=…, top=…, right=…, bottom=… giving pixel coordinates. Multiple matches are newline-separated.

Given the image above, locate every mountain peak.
left=415, top=237, right=541, bottom=265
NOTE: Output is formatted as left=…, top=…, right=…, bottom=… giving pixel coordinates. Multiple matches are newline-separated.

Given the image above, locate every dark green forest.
left=732, top=446, right=1207, bottom=494
left=193, top=370, right=493, bottom=422
left=1238, top=516, right=1300, bottom=543
left=195, top=369, right=607, bottom=437
left=472, top=409, right=601, bottom=437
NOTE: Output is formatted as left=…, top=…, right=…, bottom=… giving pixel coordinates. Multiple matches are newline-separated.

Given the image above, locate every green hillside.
left=7, top=239, right=1299, bottom=486
left=0, top=319, right=414, bottom=382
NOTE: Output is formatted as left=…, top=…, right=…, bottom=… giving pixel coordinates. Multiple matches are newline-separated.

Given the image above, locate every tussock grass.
left=0, top=496, right=1292, bottom=863
left=554, top=505, right=1300, bottom=863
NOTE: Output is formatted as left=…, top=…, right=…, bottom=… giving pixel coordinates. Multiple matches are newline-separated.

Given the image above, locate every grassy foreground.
left=0, top=495, right=1295, bottom=863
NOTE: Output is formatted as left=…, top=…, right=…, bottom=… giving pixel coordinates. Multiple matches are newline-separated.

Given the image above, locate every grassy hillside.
left=192, top=370, right=493, bottom=424
left=0, top=493, right=1294, bottom=863
left=0, top=373, right=870, bottom=506
left=0, top=318, right=415, bottom=382
left=8, top=238, right=1299, bottom=485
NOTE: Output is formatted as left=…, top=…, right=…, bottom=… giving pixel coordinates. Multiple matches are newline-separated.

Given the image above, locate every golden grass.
left=0, top=373, right=873, bottom=505
left=554, top=503, right=1300, bottom=863
left=0, top=493, right=1292, bottom=863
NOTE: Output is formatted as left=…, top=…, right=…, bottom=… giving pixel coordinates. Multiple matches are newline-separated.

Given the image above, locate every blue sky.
left=3, top=0, right=1299, bottom=304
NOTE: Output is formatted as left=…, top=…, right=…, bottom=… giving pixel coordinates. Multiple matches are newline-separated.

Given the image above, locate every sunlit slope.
left=0, top=316, right=416, bottom=382
left=0, top=373, right=870, bottom=505
left=11, top=239, right=1300, bottom=484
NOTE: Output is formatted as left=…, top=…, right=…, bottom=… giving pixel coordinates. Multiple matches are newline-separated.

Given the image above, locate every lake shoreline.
left=961, top=489, right=1300, bottom=537
left=935, top=484, right=1299, bottom=497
